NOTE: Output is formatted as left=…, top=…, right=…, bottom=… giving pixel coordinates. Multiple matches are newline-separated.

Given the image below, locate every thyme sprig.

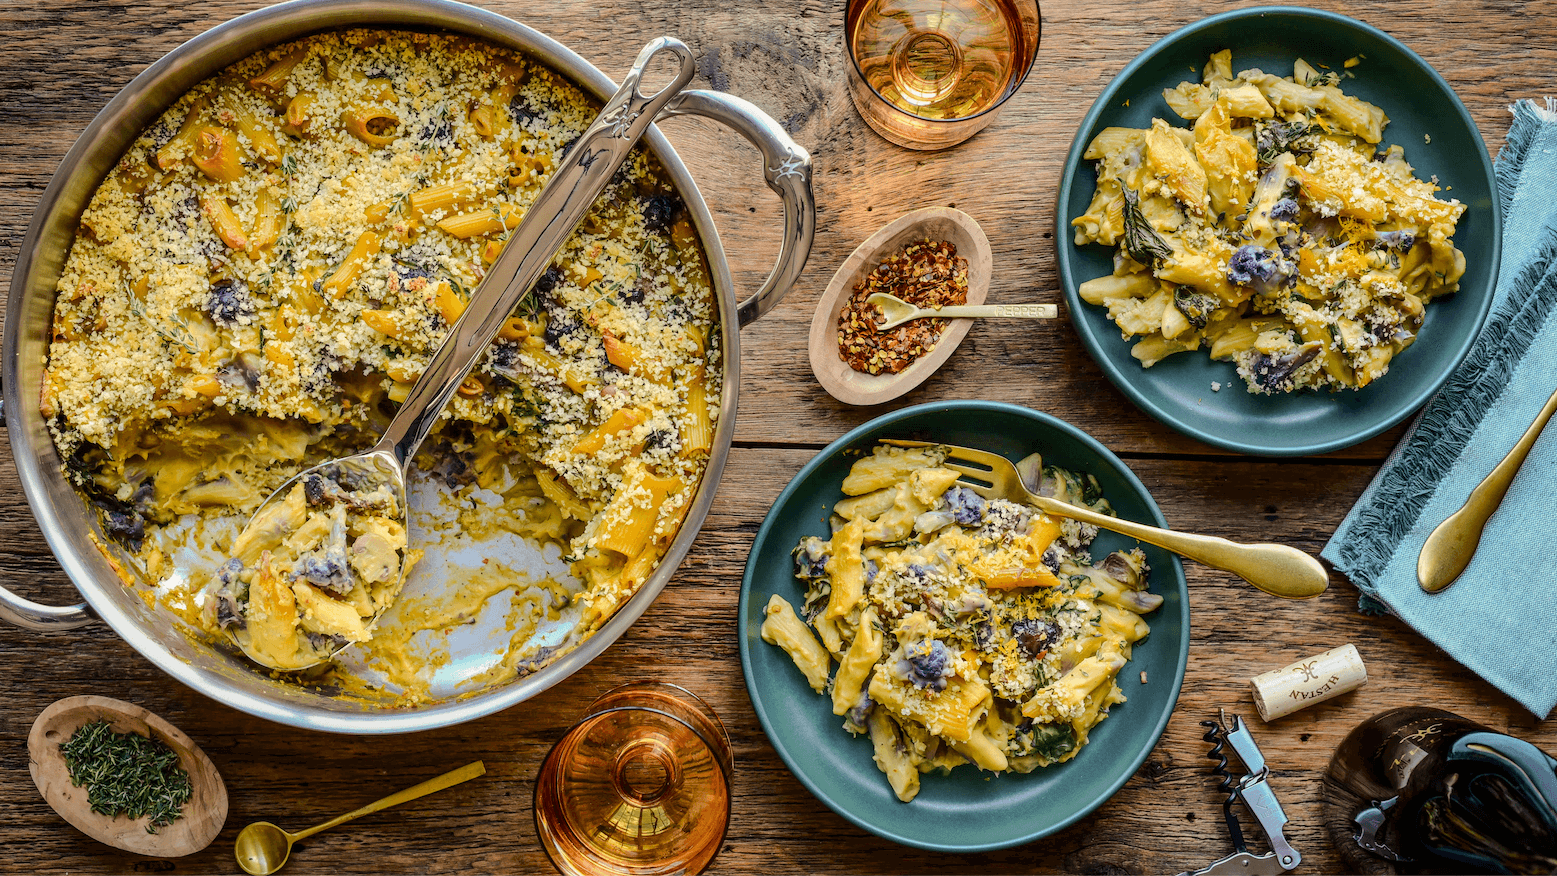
left=126, top=292, right=198, bottom=354
left=59, top=720, right=193, bottom=834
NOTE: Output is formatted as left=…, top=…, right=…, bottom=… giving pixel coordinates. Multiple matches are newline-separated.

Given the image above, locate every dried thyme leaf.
left=59, top=719, right=193, bottom=833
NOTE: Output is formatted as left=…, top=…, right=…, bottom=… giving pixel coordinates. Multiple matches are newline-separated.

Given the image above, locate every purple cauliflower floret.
left=207, top=278, right=254, bottom=327
left=898, top=639, right=952, bottom=691
left=793, top=537, right=829, bottom=579
left=1227, top=245, right=1291, bottom=295
left=972, top=620, right=995, bottom=651
left=943, top=486, right=987, bottom=526
left=1268, top=198, right=1299, bottom=223
left=294, top=553, right=350, bottom=594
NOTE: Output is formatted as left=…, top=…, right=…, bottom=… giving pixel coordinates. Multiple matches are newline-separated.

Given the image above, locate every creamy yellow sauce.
left=140, top=465, right=585, bottom=707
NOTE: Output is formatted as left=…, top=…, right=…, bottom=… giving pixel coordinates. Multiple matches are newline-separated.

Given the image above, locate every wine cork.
left=1249, top=644, right=1367, bottom=721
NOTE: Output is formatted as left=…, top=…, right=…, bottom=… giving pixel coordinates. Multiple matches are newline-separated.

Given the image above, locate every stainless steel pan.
left=0, top=0, right=813, bottom=733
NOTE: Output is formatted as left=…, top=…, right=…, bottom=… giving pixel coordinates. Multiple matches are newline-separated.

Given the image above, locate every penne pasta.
left=342, top=106, right=401, bottom=147
left=437, top=202, right=524, bottom=238
left=154, top=95, right=211, bottom=171
left=1072, top=51, right=1465, bottom=394
left=320, top=231, right=383, bottom=298
left=249, top=188, right=283, bottom=253
left=681, top=372, right=713, bottom=456
left=766, top=443, right=1156, bottom=801
left=572, top=406, right=646, bottom=456
left=762, top=595, right=831, bottom=693
left=594, top=465, right=681, bottom=558
left=281, top=92, right=316, bottom=137
left=225, top=95, right=283, bottom=165
left=249, top=45, right=311, bottom=100
left=409, top=181, right=479, bottom=220
left=200, top=194, right=249, bottom=251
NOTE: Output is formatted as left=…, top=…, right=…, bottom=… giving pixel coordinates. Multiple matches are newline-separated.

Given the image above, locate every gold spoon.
left=866, top=291, right=1058, bottom=331
left=1418, top=385, right=1557, bottom=593
left=235, top=760, right=486, bottom=875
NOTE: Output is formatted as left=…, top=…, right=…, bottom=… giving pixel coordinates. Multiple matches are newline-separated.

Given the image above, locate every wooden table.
left=3, top=1, right=1553, bottom=872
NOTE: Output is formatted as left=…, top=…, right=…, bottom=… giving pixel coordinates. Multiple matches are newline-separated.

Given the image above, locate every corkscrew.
left=1176, top=710, right=1302, bottom=876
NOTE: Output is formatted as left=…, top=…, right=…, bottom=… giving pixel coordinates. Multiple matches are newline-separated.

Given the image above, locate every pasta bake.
left=1072, top=51, right=1467, bottom=393
left=43, top=30, right=721, bottom=679
left=214, top=465, right=415, bottom=671
left=761, top=444, right=1161, bottom=802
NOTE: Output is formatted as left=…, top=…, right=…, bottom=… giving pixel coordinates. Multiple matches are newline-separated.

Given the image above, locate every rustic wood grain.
left=2, top=1, right=1555, bottom=873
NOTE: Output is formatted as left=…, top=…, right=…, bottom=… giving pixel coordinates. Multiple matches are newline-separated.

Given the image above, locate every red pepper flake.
left=837, top=239, right=968, bottom=375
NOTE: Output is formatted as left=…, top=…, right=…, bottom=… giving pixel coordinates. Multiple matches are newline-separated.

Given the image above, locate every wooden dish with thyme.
left=28, top=696, right=228, bottom=857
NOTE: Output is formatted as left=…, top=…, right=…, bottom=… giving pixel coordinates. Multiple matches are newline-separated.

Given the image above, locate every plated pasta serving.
left=43, top=29, right=721, bottom=689
left=761, top=443, right=1161, bottom=802
left=1071, top=50, right=1467, bottom=394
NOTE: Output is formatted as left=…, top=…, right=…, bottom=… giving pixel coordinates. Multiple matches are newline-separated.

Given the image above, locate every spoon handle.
left=372, top=38, right=697, bottom=468
left=928, top=303, right=1058, bottom=320
left=1032, top=496, right=1329, bottom=600
left=291, top=761, right=487, bottom=843
left=1417, top=384, right=1557, bottom=593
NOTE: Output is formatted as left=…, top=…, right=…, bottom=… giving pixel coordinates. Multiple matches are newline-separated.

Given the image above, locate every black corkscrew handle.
left=1202, top=720, right=1247, bottom=853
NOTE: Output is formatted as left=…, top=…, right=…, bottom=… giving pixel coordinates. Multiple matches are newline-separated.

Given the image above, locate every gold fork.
left=883, top=440, right=1328, bottom=599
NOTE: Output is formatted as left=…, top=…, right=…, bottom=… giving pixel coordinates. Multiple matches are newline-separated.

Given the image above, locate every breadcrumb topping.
left=45, top=30, right=722, bottom=636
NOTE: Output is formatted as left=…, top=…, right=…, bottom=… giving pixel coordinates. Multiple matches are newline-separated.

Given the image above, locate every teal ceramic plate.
left=1056, top=7, right=1500, bottom=456
left=738, top=401, right=1189, bottom=851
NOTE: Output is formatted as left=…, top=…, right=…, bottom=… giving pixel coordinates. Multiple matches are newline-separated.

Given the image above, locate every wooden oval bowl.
left=808, top=207, right=991, bottom=406
left=29, top=696, right=228, bottom=857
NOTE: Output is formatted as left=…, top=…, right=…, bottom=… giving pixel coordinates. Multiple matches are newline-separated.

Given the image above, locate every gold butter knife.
left=1417, top=385, right=1557, bottom=593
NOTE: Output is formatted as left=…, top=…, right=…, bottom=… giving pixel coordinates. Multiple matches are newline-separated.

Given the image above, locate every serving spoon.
left=226, top=38, right=698, bottom=670
left=866, top=292, right=1058, bottom=331
left=235, top=761, right=485, bottom=875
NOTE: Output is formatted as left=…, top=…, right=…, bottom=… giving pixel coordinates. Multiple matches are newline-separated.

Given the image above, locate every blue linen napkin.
left=1323, top=99, right=1557, bottom=719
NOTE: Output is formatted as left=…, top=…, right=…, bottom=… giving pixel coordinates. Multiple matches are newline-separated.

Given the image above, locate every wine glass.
left=533, top=682, right=733, bottom=876
left=845, top=0, right=1042, bottom=150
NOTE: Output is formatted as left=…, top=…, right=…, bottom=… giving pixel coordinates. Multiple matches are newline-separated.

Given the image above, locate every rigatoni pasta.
left=762, top=444, right=1161, bottom=802
left=1072, top=51, right=1467, bottom=394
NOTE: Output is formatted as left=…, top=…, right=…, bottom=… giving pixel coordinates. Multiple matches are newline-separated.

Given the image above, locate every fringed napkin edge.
left=1328, top=99, right=1557, bottom=608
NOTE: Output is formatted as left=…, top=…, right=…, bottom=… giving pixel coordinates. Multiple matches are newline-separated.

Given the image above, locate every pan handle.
left=0, top=94, right=811, bottom=633
left=0, top=591, right=95, bottom=631
left=0, top=383, right=96, bottom=631
left=658, top=90, right=815, bottom=328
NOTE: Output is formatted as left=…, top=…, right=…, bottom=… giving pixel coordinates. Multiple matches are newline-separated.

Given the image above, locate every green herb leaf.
left=1029, top=722, right=1077, bottom=761
left=1120, top=185, right=1174, bottom=267
left=1174, top=288, right=1221, bottom=330
left=1255, top=119, right=1321, bottom=166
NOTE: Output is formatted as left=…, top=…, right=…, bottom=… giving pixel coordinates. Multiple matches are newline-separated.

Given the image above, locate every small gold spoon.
left=235, top=760, right=486, bottom=875
left=1418, top=385, right=1557, bottom=593
left=867, top=292, right=1058, bottom=331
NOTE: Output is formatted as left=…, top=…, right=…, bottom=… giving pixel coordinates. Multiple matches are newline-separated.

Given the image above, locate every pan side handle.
left=0, top=386, right=96, bottom=631
left=658, top=90, right=815, bottom=328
